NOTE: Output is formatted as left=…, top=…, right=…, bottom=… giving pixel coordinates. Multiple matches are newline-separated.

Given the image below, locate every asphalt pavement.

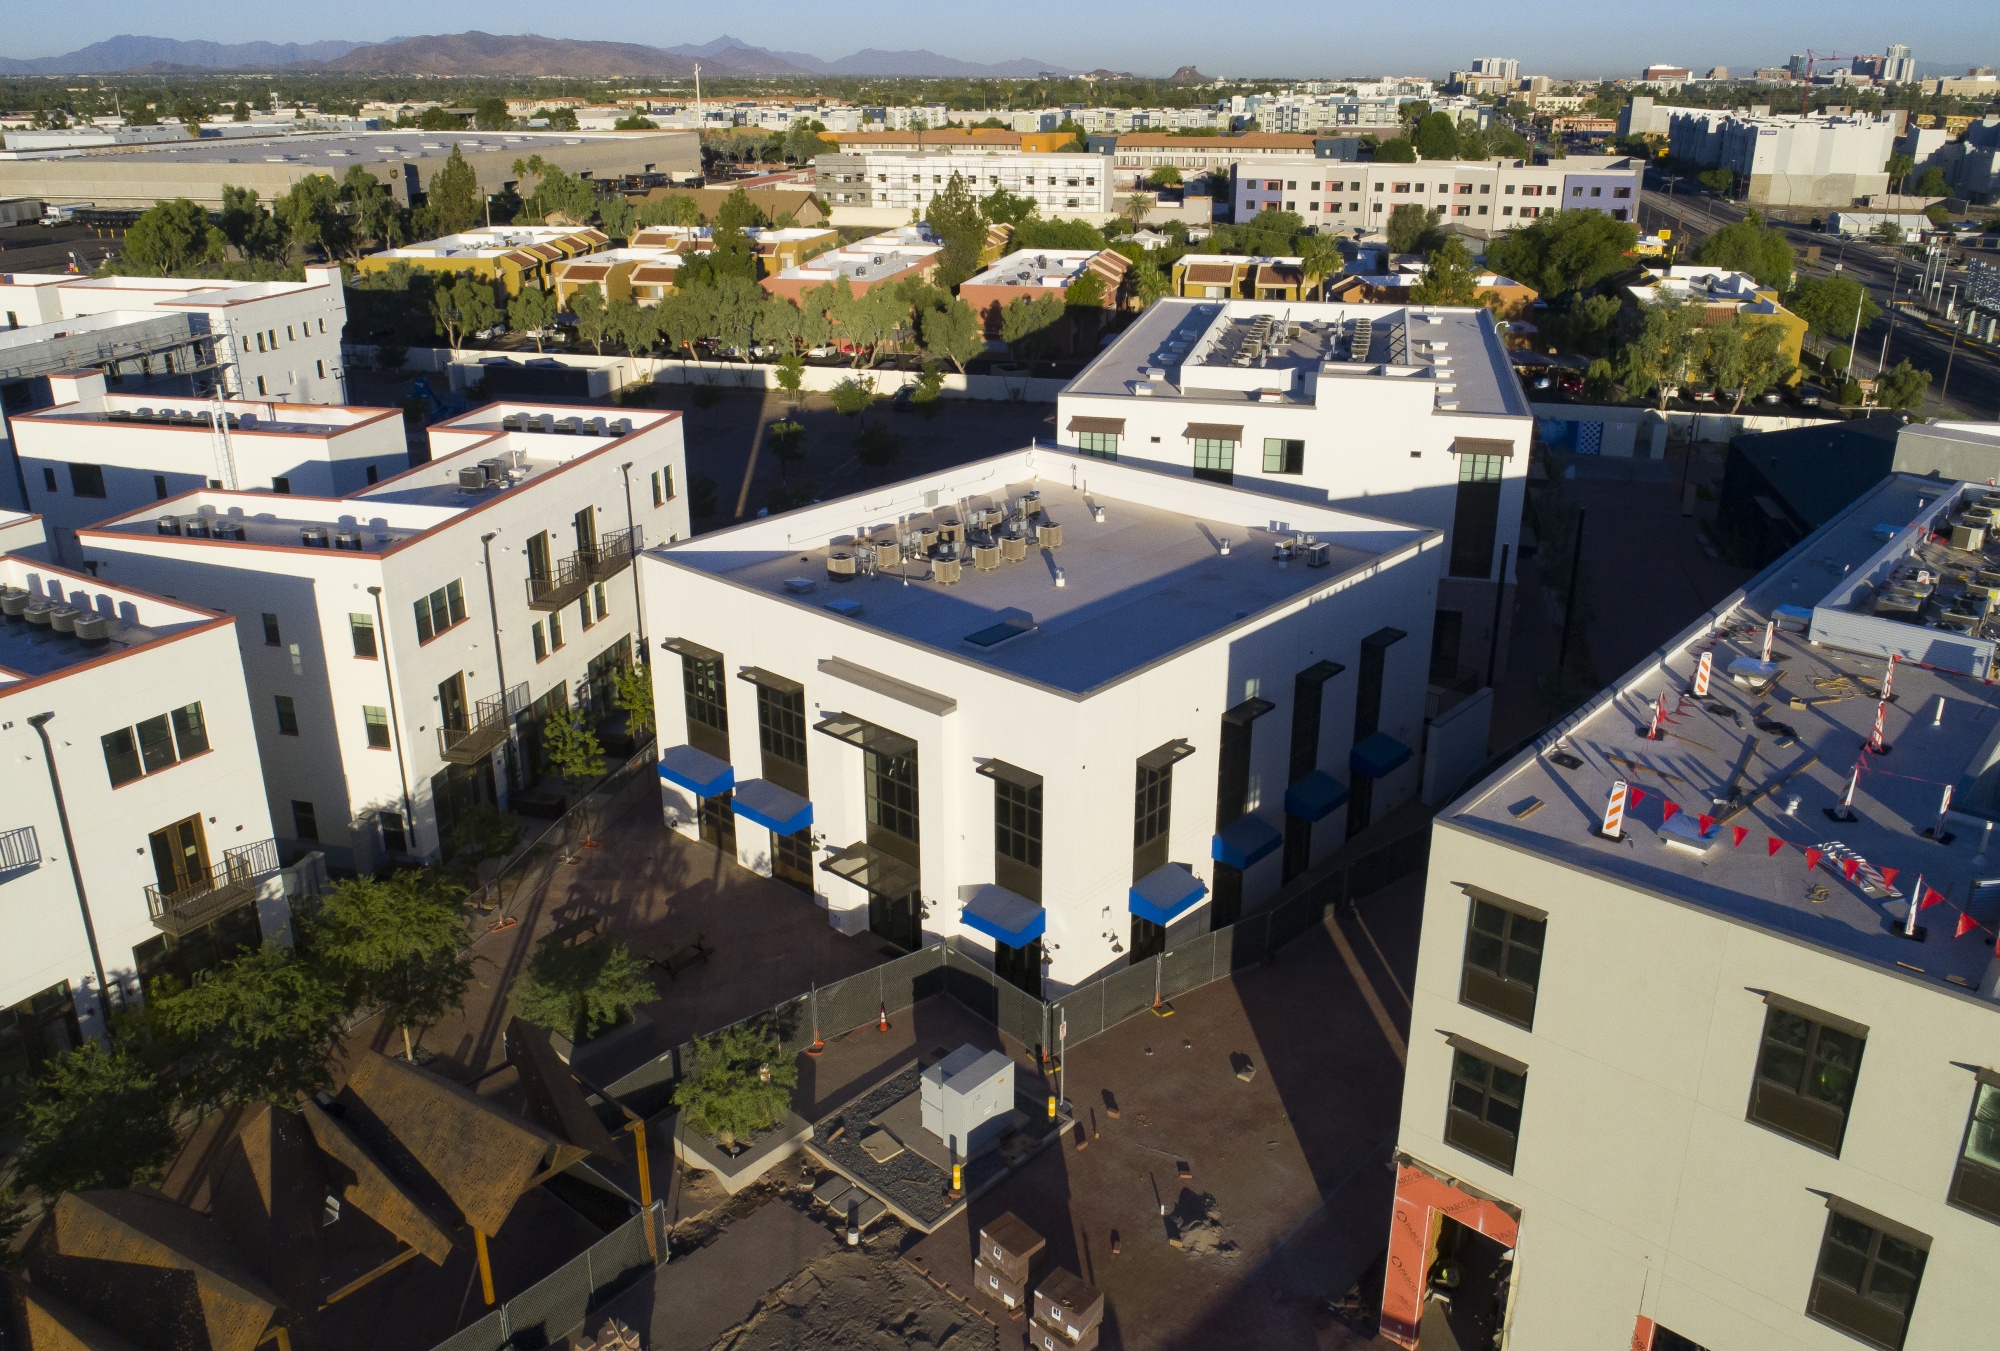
left=1637, top=177, right=2000, bottom=421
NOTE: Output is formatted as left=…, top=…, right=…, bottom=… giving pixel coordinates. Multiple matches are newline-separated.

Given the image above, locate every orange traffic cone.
left=878, top=1002, right=890, bottom=1032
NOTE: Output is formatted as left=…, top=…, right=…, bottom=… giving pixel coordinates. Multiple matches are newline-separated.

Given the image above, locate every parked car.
left=1759, top=390, right=1783, bottom=405
left=891, top=385, right=914, bottom=411
left=1796, top=384, right=1825, bottom=407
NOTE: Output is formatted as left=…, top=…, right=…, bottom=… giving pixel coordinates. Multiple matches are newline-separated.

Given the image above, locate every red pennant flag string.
left=1662, top=801, right=1682, bottom=823
left=1697, top=813, right=1716, bottom=835
left=1767, top=836, right=1785, bottom=857
left=1841, top=858, right=1860, bottom=881
left=1805, top=848, right=1823, bottom=872
left=1732, top=825, right=1748, bottom=847
left=1630, top=787, right=1647, bottom=805
left=1921, top=887, right=1947, bottom=910
left=1956, top=912, right=1979, bottom=939
left=1880, top=867, right=1899, bottom=890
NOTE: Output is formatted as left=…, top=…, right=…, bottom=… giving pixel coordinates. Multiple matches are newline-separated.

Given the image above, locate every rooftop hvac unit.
left=157, top=515, right=182, bottom=536
left=216, top=521, right=246, bottom=541
left=826, top=550, right=857, bottom=582
left=73, top=613, right=113, bottom=640
left=1035, top=522, right=1062, bottom=548
left=610, top=418, right=633, bottom=435
left=1001, top=534, right=1029, bottom=563
left=556, top=417, right=581, bottom=435
left=502, top=413, right=526, bottom=432
left=535, top=414, right=555, bottom=433
left=1952, top=524, right=1986, bottom=552
left=23, top=600, right=53, bottom=625
left=973, top=544, right=1003, bottom=571
left=0, top=587, right=28, bottom=616
left=184, top=515, right=212, bottom=538
left=934, top=558, right=963, bottom=585
left=106, top=408, right=132, bottom=421
left=1304, top=541, right=1332, bottom=567
left=334, top=530, right=364, bottom=551
left=48, top=605, right=78, bottom=633
left=458, top=467, right=489, bottom=490
left=479, top=457, right=507, bottom=484
left=586, top=417, right=608, bottom=435
left=301, top=526, right=331, bottom=549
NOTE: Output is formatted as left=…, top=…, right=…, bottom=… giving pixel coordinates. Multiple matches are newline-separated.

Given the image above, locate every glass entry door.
left=148, top=815, right=209, bottom=897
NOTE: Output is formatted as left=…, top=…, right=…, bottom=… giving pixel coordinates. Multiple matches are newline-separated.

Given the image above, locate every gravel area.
left=716, top=1236, right=999, bottom=1351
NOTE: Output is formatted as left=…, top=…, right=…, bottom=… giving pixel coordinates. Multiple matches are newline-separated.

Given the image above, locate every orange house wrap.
left=1380, top=1161, right=1520, bottom=1348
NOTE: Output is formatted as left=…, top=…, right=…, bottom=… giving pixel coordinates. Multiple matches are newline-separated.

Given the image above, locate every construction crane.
left=1798, top=49, right=1852, bottom=113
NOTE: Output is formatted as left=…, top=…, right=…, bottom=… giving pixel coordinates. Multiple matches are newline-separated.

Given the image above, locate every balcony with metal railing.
left=439, top=682, right=529, bottom=764
left=145, top=838, right=278, bottom=937
left=586, top=525, right=642, bottom=582
left=527, top=553, right=591, bottom=611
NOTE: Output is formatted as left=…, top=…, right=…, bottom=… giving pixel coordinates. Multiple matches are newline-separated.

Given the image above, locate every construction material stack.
left=1030, top=1267, right=1105, bottom=1351
left=973, top=1211, right=1045, bottom=1313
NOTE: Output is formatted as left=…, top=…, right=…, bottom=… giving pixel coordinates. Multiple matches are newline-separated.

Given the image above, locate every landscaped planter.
left=672, top=1110, right=814, bottom=1194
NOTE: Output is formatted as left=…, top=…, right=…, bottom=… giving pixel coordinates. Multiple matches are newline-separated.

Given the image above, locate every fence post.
left=584, top=1246, right=595, bottom=1300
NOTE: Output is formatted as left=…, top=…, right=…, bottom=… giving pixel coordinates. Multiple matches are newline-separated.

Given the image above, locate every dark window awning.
left=658, top=744, right=733, bottom=797
left=814, top=711, right=917, bottom=757
left=1450, top=436, right=1516, bottom=458
left=959, top=883, right=1046, bottom=948
left=1185, top=423, right=1244, bottom=442
left=1067, top=416, right=1126, bottom=435
left=820, top=841, right=919, bottom=897
left=1350, top=731, right=1414, bottom=780
left=737, top=666, right=804, bottom=694
left=1129, top=862, right=1206, bottom=925
left=662, top=636, right=723, bottom=662
left=976, top=759, right=1043, bottom=789
left=1222, top=696, right=1276, bottom=726
left=1296, top=659, right=1346, bottom=688
left=1137, top=739, right=1196, bottom=772
left=1212, top=814, right=1282, bottom=870
left=731, top=778, right=812, bottom=835
left=1284, top=770, right=1350, bottom=822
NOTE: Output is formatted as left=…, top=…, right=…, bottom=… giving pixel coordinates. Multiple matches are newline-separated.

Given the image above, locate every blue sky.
left=8, top=1, right=1998, bottom=78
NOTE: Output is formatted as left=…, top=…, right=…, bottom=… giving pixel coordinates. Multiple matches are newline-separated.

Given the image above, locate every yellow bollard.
left=952, top=1163, right=963, bottom=1193
left=474, top=1228, right=496, bottom=1306
left=1047, top=1094, right=1057, bottom=1120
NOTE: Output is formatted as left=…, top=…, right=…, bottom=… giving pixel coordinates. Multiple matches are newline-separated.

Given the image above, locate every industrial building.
left=1664, top=108, right=1902, bottom=208
left=77, top=403, right=689, bottom=874
left=1385, top=471, right=2000, bottom=1350
left=1055, top=298, right=1532, bottom=681
left=0, top=520, right=287, bottom=1062
left=814, top=151, right=1116, bottom=226
left=0, top=129, right=700, bottom=211
left=640, top=445, right=1440, bottom=993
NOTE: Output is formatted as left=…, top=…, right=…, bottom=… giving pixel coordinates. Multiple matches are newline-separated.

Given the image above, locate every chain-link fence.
left=426, top=1201, right=664, bottom=1351
left=482, top=738, right=659, bottom=924
left=602, top=824, right=1431, bottom=1105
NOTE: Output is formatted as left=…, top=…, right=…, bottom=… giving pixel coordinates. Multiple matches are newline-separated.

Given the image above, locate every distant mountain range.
left=0, top=31, right=1080, bottom=79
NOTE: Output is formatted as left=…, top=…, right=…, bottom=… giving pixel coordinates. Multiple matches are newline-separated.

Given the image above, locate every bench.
left=648, top=932, right=714, bottom=981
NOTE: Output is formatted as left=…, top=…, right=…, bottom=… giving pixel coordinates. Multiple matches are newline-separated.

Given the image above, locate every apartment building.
left=1088, top=133, right=1324, bottom=192
left=640, top=447, right=1439, bottom=994
left=0, top=266, right=348, bottom=405
left=353, top=226, right=611, bottom=297
left=1230, top=155, right=1644, bottom=237
left=827, top=130, right=1077, bottom=154
left=77, top=404, right=690, bottom=873
left=546, top=228, right=839, bottom=306
left=815, top=151, right=1115, bottom=225
left=957, top=250, right=1132, bottom=336
left=760, top=227, right=944, bottom=304
left=1055, top=298, right=1532, bottom=680
left=0, top=545, right=280, bottom=1067
left=1388, top=472, right=2000, bottom=1351
left=1666, top=110, right=1901, bottom=207
left=11, top=370, right=404, bottom=566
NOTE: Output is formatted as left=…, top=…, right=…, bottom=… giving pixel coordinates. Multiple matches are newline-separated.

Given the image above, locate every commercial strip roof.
left=960, top=249, right=1130, bottom=293
left=651, top=445, right=1434, bottom=696
left=365, top=225, right=608, bottom=263
left=1447, top=472, right=2000, bottom=997
left=1064, top=297, right=1526, bottom=418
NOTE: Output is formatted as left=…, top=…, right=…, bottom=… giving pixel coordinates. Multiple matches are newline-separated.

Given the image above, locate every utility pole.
left=1557, top=509, right=1587, bottom=675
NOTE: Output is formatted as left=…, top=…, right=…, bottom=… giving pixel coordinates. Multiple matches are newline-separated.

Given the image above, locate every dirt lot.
left=720, top=1237, right=1001, bottom=1351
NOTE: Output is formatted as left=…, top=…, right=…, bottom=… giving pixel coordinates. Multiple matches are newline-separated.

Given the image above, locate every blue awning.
left=658, top=744, right=734, bottom=798
left=1349, top=731, right=1413, bottom=780
left=1212, top=814, right=1282, bottom=870
left=1129, top=862, right=1207, bottom=926
left=731, top=777, right=812, bottom=835
left=959, top=884, right=1046, bottom=948
left=1284, top=770, right=1349, bottom=822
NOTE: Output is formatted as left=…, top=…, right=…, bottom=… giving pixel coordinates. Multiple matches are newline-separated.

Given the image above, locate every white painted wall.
left=1398, top=822, right=2000, bottom=1351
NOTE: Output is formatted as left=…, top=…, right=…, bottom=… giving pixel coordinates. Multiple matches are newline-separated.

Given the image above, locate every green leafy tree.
left=473, top=97, right=511, bottom=132
left=1872, top=220, right=1905, bottom=244
left=537, top=107, right=580, bottom=131
left=783, top=122, right=837, bottom=164
left=1410, top=236, right=1481, bottom=306
left=772, top=352, right=805, bottom=403
left=982, top=185, right=1039, bottom=226
left=569, top=281, right=610, bottom=354
left=1619, top=295, right=1705, bottom=411
left=14, top=1043, right=177, bottom=1195
left=544, top=706, right=606, bottom=793
left=420, top=147, right=482, bottom=237
left=509, top=285, right=556, bottom=350
left=1485, top=210, right=1638, bottom=299
left=175, top=100, right=205, bottom=137
left=999, top=292, right=1065, bottom=359
left=1145, top=165, right=1183, bottom=188
left=767, top=419, right=808, bottom=483
left=1583, top=357, right=1619, bottom=400
left=432, top=275, right=500, bottom=347
left=1693, top=210, right=1795, bottom=290
left=1885, top=153, right=1914, bottom=189
left=1788, top=275, right=1880, bottom=343
left=639, top=194, right=701, bottom=228
left=596, top=194, right=637, bottom=241
left=1386, top=203, right=1445, bottom=255
left=829, top=375, right=876, bottom=414
left=121, top=198, right=227, bottom=275
left=1015, top=218, right=1109, bottom=251
left=924, top=171, right=987, bottom=290
left=1914, top=166, right=1948, bottom=198
left=855, top=421, right=902, bottom=467
left=613, top=662, right=655, bottom=740
left=1066, top=269, right=1107, bottom=309
left=219, top=185, right=285, bottom=262
left=1372, top=137, right=1418, bottom=164
left=921, top=299, right=984, bottom=373
left=513, top=938, right=655, bottom=1042
left=231, top=100, right=250, bottom=122
left=341, top=164, right=406, bottom=256
left=512, top=155, right=597, bottom=224
left=1697, top=167, right=1736, bottom=195
left=1298, top=233, right=1343, bottom=300
left=155, top=944, right=352, bottom=1108
left=672, top=1023, right=800, bottom=1149
left=1485, top=124, right=1531, bottom=159
left=1412, top=112, right=1461, bottom=160
left=1874, top=359, right=1932, bottom=410
left=1456, top=125, right=1490, bottom=160
left=1701, top=317, right=1795, bottom=412
left=274, top=173, right=346, bottom=262
left=313, top=871, right=476, bottom=1061
left=418, top=107, right=464, bottom=132
left=604, top=297, right=653, bottom=353
left=615, top=114, right=659, bottom=131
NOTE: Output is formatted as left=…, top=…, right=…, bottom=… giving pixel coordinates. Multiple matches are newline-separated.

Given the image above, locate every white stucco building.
left=10, top=370, right=405, bottom=567
left=76, top=403, right=690, bottom=873
left=1056, top=298, right=1532, bottom=682
left=815, top=151, right=1116, bottom=225
left=0, top=542, right=279, bottom=1075
left=1384, top=472, right=2000, bottom=1351
left=1229, top=154, right=1644, bottom=236
left=641, top=446, right=1440, bottom=995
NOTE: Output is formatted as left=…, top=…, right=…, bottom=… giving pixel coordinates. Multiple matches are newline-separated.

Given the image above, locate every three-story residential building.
left=815, top=151, right=1115, bottom=226
left=1229, top=155, right=1644, bottom=237
left=76, top=404, right=690, bottom=872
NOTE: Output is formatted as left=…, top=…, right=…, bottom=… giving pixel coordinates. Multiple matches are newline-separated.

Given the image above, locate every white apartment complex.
left=1230, top=155, right=1645, bottom=236
left=0, top=540, right=280, bottom=1075
left=1056, top=299, right=1533, bottom=681
left=11, top=370, right=405, bottom=567
left=1387, top=472, right=2000, bottom=1351
left=1666, top=109, right=1902, bottom=207
left=77, top=404, right=690, bottom=873
left=640, top=447, right=1439, bottom=994
left=0, top=266, right=349, bottom=406
left=814, top=151, right=1116, bottom=225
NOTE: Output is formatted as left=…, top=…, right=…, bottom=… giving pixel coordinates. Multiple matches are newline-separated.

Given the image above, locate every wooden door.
left=148, top=815, right=209, bottom=896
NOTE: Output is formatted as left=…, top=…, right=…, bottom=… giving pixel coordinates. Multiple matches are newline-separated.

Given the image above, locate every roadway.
left=1636, top=175, right=1999, bottom=422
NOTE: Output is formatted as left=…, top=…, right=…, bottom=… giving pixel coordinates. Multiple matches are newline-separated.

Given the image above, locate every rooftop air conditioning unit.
left=458, top=467, right=489, bottom=490
left=334, top=530, right=363, bottom=550
left=74, top=613, right=113, bottom=640
left=609, top=418, right=632, bottom=435
left=23, top=600, right=53, bottom=625
left=216, top=521, right=246, bottom=541
left=301, top=526, right=330, bottom=548
left=0, top=587, right=28, bottom=616
left=48, top=605, right=78, bottom=633
left=157, top=515, right=182, bottom=536
left=479, top=457, right=506, bottom=484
